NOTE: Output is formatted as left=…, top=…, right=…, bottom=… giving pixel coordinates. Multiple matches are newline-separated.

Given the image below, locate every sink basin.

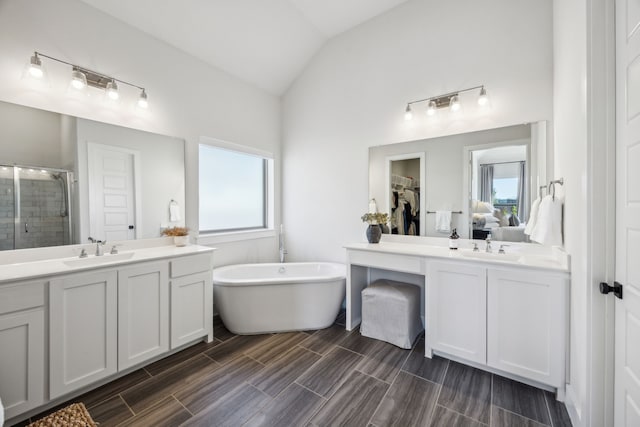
left=63, top=252, right=135, bottom=267
left=460, top=251, right=521, bottom=262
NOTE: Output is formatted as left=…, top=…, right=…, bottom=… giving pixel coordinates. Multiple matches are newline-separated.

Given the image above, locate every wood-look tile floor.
left=18, top=312, right=573, bottom=427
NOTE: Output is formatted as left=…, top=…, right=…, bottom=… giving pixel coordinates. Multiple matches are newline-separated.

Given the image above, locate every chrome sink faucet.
left=485, top=236, right=492, bottom=253
left=88, top=237, right=106, bottom=256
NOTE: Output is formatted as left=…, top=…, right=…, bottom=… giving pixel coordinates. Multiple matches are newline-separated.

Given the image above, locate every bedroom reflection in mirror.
left=470, top=145, right=529, bottom=242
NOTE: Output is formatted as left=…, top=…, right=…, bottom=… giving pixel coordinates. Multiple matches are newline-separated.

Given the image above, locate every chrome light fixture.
left=28, top=53, right=44, bottom=78
left=70, top=68, right=87, bottom=90
left=25, top=51, right=148, bottom=107
left=404, top=85, right=488, bottom=120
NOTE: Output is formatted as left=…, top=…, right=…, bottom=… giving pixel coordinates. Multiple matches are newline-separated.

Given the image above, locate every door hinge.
left=599, top=281, right=623, bottom=299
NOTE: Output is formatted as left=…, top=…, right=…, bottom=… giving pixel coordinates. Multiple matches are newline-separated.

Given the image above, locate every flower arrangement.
left=361, top=212, right=389, bottom=225
left=161, top=226, right=189, bottom=237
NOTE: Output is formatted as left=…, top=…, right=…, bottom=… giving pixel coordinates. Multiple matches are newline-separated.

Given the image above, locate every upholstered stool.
left=360, top=279, right=422, bottom=349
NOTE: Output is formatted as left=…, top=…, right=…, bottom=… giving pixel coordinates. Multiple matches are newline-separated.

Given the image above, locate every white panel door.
left=0, top=309, right=44, bottom=419
left=615, top=0, right=640, bottom=424
left=49, top=270, right=118, bottom=399
left=427, top=261, right=486, bottom=364
left=118, top=261, right=169, bottom=370
left=88, top=143, right=137, bottom=242
left=487, top=269, right=567, bottom=387
left=170, top=271, right=212, bottom=349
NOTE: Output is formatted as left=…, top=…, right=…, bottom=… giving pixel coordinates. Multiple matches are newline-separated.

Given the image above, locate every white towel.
left=169, top=200, right=181, bottom=222
left=435, top=210, right=452, bottom=233
left=529, top=195, right=563, bottom=246
left=524, top=197, right=541, bottom=235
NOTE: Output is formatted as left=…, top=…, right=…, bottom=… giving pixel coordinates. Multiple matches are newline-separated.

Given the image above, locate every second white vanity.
left=345, top=236, right=569, bottom=399
left=0, top=238, right=214, bottom=424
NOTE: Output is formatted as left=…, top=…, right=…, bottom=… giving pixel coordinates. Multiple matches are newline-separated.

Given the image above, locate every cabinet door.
left=50, top=270, right=118, bottom=399
left=487, top=269, right=567, bottom=386
left=427, top=261, right=487, bottom=363
left=0, top=309, right=44, bottom=419
left=118, top=261, right=169, bottom=370
left=171, top=271, right=212, bottom=349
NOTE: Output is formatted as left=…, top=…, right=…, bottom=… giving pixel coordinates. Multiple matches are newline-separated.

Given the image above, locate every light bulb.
left=137, top=89, right=148, bottom=108
left=478, top=87, right=489, bottom=106
left=426, top=100, right=437, bottom=116
left=404, top=104, right=413, bottom=121
left=28, top=54, right=43, bottom=78
left=106, top=80, right=119, bottom=100
left=70, top=69, right=87, bottom=90
left=450, top=95, right=461, bottom=112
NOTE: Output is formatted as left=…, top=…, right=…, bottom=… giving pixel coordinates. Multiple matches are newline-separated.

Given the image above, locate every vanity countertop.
left=0, top=243, right=215, bottom=284
left=344, top=239, right=569, bottom=273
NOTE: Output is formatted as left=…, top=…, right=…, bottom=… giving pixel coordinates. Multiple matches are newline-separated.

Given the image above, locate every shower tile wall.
left=0, top=177, right=14, bottom=250
left=18, top=178, right=66, bottom=249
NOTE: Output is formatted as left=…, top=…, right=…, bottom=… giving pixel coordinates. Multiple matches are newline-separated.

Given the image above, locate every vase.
left=174, top=235, right=189, bottom=247
left=366, top=224, right=382, bottom=244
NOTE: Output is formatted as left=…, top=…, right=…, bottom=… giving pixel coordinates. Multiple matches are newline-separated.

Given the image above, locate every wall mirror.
left=0, top=100, right=186, bottom=251
left=369, top=121, right=547, bottom=242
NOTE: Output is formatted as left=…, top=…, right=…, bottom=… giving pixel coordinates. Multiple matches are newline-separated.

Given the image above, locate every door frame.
left=87, top=142, right=142, bottom=241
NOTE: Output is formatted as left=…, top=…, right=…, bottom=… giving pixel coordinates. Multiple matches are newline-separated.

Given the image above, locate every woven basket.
left=29, top=402, right=97, bottom=427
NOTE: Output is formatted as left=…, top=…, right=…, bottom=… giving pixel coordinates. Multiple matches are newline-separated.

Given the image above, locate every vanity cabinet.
left=0, top=281, right=45, bottom=419
left=487, top=268, right=567, bottom=386
left=49, top=270, right=118, bottom=399
left=170, top=252, right=213, bottom=349
left=118, top=261, right=169, bottom=370
left=427, top=261, right=487, bottom=364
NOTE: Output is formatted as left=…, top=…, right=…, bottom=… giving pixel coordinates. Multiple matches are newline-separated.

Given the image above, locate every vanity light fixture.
left=404, top=85, right=489, bottom=120
left=404, top=104, right=413, bottom=121
left=25, top=51, right=148, bottom=107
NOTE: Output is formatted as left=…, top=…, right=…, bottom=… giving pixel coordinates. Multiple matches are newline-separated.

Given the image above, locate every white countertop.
left=344, top=237, right=569, bottom=273
left=0, top=242, right=215, bottom=284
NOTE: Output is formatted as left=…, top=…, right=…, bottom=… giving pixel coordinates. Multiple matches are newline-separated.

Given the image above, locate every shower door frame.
left=8, top=164, right=74, bottom=249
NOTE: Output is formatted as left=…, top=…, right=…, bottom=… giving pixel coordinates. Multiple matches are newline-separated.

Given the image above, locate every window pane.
left=199, top=145, right=265, bottom=231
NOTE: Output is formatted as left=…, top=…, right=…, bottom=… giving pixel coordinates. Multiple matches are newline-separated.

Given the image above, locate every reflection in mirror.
left=0, top=100, right=186, bottom=250
left=387, top=153, right=426, bottom=236
left=369, top=122, right=547, bottom=243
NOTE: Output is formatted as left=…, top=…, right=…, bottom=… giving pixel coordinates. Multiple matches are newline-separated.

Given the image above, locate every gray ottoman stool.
left=360, top=279, right=422, bottom=349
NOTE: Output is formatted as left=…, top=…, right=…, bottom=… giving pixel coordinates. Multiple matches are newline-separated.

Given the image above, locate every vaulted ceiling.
left=79, top=0, right=410, bottom=95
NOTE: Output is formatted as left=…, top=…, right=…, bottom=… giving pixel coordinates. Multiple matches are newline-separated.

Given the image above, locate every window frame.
left=197, top=137, right=275, bottom=244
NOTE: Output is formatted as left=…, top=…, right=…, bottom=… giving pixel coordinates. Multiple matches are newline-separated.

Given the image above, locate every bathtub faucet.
left=279, top=224, right=287, bottom=263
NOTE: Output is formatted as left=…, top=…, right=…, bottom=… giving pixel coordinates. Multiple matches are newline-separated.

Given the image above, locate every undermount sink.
left=63, top=252, right=135, bottom=267
left=460, top=250, right=521, bottom=262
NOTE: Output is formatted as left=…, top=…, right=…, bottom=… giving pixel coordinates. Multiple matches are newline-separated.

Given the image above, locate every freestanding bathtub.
left=213, top=262, right=346, bottom=334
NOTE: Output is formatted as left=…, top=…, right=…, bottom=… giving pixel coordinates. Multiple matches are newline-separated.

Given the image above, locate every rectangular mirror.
left=369, top=122, right=547, bottom=243
left=0, top=100, right=186, bottom=250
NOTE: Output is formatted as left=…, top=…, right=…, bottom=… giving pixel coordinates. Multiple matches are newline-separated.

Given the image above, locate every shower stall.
left=0, top=165, right=73, bottom=251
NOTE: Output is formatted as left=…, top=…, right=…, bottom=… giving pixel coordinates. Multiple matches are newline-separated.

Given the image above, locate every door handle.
left=599, top=281, right=623, bottom=299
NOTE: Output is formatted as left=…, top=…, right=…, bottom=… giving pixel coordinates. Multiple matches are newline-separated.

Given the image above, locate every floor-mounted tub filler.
left=213, top=262, right=346, bottom=334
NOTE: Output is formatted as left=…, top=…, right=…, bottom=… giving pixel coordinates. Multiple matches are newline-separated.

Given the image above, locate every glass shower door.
left=0, top=166, right=15, bottom=250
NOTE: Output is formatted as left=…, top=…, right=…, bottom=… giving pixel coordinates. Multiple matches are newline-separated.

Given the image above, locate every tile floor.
left=17, top=312, right=572, bottom=427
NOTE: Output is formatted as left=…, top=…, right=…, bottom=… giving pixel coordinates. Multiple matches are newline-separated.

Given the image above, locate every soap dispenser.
left=449, top=228, right=459, bottom=250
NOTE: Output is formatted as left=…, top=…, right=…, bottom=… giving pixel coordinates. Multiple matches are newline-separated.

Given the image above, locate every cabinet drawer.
left=348, top=250, right=423, bottom=274
left=170, top=253, right=212, bottom=278
left=0, top=281, right=46, bottom=315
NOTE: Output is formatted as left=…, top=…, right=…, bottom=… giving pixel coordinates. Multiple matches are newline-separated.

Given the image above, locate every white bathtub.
left=213, top=262, right=346, bottom=335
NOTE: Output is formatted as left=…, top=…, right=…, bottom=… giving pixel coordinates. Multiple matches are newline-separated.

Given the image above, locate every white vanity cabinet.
left=487, top=268, right=567, bottom=387
left=118, top=261, right=169, bottom=370
left=170, top=253, right=214, bottom=349
left=427, top=261, right=487, bottom=364
left=0, top=281, right=46, bottom=419
left=49, top=270, right=118, bottom=399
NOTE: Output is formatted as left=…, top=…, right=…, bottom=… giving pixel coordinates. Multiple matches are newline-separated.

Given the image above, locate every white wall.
left=282, top=0, right=553, bottom=262
left=0, top=0, right=281, bottom=265
left=553, top=0, right=615, bottom=425
left=0, top=101, right=62, bottom=168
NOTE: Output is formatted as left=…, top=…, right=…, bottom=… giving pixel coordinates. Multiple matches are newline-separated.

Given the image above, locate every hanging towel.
left=529, top=195, right=563, bottom=246
left=435, top=210, right=452, bottom=233
left=524, top=197, right=542, bottom=235
left=169, top=200, right=181, bottom=222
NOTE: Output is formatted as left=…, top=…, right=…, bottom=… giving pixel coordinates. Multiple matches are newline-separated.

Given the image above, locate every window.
left=199, top=142, right=272, bottom=234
